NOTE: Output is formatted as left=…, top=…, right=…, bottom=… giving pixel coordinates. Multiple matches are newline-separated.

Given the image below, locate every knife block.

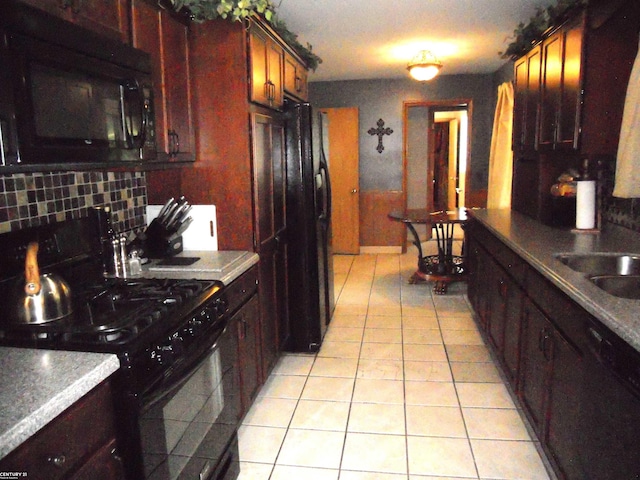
left=144, top=219, right=184, bottom=258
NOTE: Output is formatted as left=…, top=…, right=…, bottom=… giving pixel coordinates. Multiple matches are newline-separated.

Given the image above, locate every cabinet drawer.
left=226, top=265, right=259, bottom=315
left=469, top=223, right=526, bottom=285
left=0, top=381, right=116, bottom=479
left=527, top=268, right=586, bottom=352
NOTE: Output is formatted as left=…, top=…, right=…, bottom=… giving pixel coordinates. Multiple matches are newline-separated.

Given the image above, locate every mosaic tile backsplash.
left=599, top=156, right=640, bottom=233
left=0, top=171, right=147, bottom=234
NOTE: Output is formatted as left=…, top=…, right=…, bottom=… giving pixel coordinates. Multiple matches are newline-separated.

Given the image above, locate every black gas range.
left=0, top=213, right=241, bottom=480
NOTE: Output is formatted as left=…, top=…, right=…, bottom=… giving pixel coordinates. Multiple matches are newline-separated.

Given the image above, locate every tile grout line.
left=437, top=308, right=482, bottom=480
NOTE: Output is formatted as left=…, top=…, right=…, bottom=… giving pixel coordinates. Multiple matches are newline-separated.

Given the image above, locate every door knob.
left=351, top=189, right=358, bottom=193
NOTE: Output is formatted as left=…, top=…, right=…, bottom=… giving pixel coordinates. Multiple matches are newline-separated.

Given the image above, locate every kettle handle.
left=24, top=242, right=41, bottom=296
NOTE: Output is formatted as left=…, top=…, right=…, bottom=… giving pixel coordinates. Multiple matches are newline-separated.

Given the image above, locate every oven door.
left=137, top=324, right=240, bottom=480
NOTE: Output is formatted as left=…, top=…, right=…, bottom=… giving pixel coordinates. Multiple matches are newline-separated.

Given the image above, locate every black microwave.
left=0, top=1, right=157, bottom=168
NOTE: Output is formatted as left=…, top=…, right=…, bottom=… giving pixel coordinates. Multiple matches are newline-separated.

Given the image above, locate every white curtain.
left=487, top=82, right=514, bottom=209
left=613, top=34, right=640, bottom=198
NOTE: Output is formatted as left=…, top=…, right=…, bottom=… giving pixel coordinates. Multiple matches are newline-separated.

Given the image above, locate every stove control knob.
left=182, top=324, right=197, bottom=338
left=151, top=343, right=175, bottom=366
left=212, top=297, right=228, bottom=317
left=201, top=306, right=216, bottom=324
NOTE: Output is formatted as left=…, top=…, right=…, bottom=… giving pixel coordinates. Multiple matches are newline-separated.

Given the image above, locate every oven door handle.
left=142, top=324, right=228, bottom=410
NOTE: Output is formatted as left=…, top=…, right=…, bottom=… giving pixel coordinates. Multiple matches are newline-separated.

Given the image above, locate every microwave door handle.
left=121, top=80, right=146, bottom=150
left=138, top=85, right=149, bottom=150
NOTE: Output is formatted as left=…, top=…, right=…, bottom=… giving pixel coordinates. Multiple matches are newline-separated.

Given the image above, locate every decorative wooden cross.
left=367, top=118, right=393, bottom=153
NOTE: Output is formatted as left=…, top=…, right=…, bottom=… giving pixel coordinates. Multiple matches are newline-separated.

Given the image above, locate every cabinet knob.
left=351, top=189, right=358, bottom=194
left=48, top=454, right=66, bottom=468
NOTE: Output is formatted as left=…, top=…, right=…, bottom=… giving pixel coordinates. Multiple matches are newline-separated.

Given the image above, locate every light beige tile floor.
left=238, top=251, right=553, bottom=480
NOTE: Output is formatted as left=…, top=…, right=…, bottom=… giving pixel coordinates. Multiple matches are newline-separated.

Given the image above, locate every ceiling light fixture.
left=407, top=50, right=443, bottom=81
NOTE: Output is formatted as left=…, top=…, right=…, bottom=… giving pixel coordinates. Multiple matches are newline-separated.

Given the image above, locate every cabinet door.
left=267, top=41, right=284, bottom=107
left=284, top=53, right=308, bottom=101
left=487, top=258, right=507, bottom=354
left=69, top=0, right=129, bottom=42
left=519, top=298, right=552, bottom=434
left=234, top=294, right=261, bottom=415
left=556, top=18, right=583, bottom=149
left=21, top=0, right=129, bottom=42
left=131, top=1, right=194, bottom=162
left=546, top=328, right=583, bottom=480
left=160, top=12, right=194, bottom=160
left=249, top=25, right=284, bottom=109
left=539, top=33, right=562, bottom=149
left=471, top=242, right=491, bottom=331
left=70, top=439, right=125, bottom=480
left=513, top=46, right=541, bottom=153
left=539, top=15, right=584, bottom=151
left=502, top=276, right=523, bottom=388
left=512, top=56, right=527, bottom=153
left=252, top=113, right=289, bottom=377
left=250, top=28, right=270, bottom=106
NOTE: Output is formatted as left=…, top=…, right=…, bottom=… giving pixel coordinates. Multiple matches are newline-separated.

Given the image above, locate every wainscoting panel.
left=359, top=190, right=405, bottom=248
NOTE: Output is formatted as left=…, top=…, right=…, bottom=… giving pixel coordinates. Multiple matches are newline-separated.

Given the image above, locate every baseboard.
left=359, top=246, right=403, bottom=254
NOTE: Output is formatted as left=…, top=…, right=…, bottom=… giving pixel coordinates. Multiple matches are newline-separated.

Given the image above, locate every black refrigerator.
left=284, top=100, right=335, bottom=352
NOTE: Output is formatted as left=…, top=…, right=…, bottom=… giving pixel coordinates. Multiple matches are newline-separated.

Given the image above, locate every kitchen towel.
left=613, top=33, right=640, bottom=198
left=487, top=82, right=514, bottom=209
left=576, top=180, right=596, bottom=229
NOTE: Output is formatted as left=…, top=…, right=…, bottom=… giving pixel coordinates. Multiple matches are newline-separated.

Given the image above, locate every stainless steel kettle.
left=12, top=242, right=73, bottom=324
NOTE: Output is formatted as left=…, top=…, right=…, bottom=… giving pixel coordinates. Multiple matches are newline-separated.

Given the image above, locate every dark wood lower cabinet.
left=545, top=327, right=583, bottom=480
left=466, top=219, right=640, bottom=480
left=519, top=298, right=553, bottom=434
left=502, top=280, right=523, bottom=385
left=520, top=297, right=584, bottom=479
left=0, top=380, right=124, bottom=480
left=234, top=294, right=261, bottom=416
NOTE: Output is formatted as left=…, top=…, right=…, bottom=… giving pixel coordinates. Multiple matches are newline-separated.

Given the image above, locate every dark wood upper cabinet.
left=538, top=13, right=584, bottom=151
left=513, top=45, right=541, bottom=155
left=131, top=0, right=195, bottom=163
left=511, top=1, right=639, bottom=225
left=249, top=23, right=284, bottom=109
left=19, top=0, right=129, bottom=42
left=284, top=52, right=309, bottom=101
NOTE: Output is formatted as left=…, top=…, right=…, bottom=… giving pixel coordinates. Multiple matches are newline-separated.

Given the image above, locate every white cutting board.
left=146, top=204, right=218, bottom=251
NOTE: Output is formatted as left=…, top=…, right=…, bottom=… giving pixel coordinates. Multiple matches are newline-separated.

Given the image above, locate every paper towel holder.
left=571, top=162, right=601, bottom=234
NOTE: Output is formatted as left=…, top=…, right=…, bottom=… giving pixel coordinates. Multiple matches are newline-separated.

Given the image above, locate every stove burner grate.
left=1, top=278, right=218, bottom=348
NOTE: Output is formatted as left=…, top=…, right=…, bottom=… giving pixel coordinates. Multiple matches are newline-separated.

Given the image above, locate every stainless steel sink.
left=589, top=275, right=640, bottom=300
left=555, top=253, right=640, bottom=276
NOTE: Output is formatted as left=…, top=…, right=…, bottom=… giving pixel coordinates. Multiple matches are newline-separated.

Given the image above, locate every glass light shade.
left=407, top=50, right=443, bottom=81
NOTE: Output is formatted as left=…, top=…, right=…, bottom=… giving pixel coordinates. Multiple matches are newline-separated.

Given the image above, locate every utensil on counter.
left=11, top=241, right=73, bottom=324
left=144, top=196, right=195, bottom=257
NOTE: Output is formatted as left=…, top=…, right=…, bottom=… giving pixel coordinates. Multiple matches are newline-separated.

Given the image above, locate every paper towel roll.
left=576, top=180, right=596, bottom=229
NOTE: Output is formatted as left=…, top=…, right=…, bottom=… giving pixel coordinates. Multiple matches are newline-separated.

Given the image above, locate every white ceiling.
left=273, top=0, right=554, bottom=82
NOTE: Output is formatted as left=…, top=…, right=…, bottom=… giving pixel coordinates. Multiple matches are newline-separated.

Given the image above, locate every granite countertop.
left=471, top=209, right=640, bottom=352
left=0, top=348, right=119, bottom=460
left=142, top=250, right=259, bottom=285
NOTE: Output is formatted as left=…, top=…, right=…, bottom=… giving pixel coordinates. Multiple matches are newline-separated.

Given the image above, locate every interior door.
left=321, top=107, right=359, bottom=254
left=432, top=121, right=450, bottom=211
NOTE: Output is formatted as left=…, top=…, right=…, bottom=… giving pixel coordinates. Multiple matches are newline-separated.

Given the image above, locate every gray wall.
left=309, top=73, right=499, bottom=194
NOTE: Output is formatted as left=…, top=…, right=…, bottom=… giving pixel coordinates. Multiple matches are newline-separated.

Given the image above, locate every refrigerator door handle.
left=319, top=160, right=332, bottom=223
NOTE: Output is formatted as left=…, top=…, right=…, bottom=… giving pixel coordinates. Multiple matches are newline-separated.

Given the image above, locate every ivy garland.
left=168, top=0, right=275, bottom=22
left=500, top=0, right=587, bottom=59
left=167, top=0, right=322, bottom=71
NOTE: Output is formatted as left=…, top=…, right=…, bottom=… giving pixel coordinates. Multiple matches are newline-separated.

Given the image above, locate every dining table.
left=388, top=208, right=468, bottom=294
